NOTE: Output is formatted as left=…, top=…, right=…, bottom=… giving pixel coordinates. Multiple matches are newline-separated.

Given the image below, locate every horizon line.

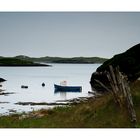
left=0, top=55, right=109, bottom=59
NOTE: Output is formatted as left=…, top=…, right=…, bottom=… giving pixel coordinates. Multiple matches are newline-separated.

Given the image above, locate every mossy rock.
left=90, top=43, right=140, bottom=91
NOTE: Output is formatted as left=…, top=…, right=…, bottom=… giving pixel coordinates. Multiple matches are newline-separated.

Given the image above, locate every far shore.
left=0, top=64, right=52, bottom=67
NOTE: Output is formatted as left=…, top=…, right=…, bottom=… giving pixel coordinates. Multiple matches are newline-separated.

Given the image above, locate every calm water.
left=0, top=63, right=100, bottom=115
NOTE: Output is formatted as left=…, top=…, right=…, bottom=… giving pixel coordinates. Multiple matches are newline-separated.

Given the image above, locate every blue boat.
left=54, top=84, right=82, bottom=92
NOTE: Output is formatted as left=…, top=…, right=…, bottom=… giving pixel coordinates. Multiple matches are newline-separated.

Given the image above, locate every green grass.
left=0, top=81, right=140, bottom=128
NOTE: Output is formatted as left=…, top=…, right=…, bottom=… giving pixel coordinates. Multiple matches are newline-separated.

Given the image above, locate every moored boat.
left=54, top=84, right=82, bottom=92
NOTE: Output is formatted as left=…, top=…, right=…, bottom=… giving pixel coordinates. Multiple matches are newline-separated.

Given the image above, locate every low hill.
left=14, top=56, right=108, bottom=64
left=0, top=56, right=107, bottom=66
left=0, top=58, right=50, bottom=66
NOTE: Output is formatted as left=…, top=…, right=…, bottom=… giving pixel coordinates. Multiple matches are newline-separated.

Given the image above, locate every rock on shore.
left=90, top=43, right=140, bottom=92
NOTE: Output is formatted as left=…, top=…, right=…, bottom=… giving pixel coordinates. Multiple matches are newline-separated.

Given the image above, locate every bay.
left=0, top=63, right=100, bottom=115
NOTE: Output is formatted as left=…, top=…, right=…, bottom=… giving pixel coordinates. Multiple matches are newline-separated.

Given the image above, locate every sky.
left=0, top=12, right=140, bottom=58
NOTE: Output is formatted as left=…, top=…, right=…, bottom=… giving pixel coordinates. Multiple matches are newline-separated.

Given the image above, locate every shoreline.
left=0, top=91, right=102, bottom=117
left=0, top=64, right=52, bottom=67
left=0, top=79, right=139, bottom=128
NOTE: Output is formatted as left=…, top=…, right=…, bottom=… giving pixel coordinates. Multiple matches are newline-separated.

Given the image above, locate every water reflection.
left=54, top=90, right=67, bottom=100
left=60, top=92, right=67, bottom=100
left=0, top=83, right=4, bottom=93
left=54, top=90, right=83, bottom=100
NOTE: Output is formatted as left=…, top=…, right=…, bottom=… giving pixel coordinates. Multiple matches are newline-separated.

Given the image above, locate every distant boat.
left=54, top=84, right=82, bottom=92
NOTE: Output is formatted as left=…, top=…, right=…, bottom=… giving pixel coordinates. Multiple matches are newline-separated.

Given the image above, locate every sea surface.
left=0, top=63, right=100, bottom=115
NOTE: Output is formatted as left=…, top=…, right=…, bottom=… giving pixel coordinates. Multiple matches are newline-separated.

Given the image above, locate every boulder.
left=90, top=43, right=140, bottom=92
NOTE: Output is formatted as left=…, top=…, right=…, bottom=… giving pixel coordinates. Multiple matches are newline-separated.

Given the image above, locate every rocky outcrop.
left=90, top=43, right=140, bottom=92
left=90, top=71, right=110, bottom=92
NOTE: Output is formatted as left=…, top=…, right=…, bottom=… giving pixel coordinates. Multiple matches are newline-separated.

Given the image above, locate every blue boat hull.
left=54, top=84, right=82, bottom=92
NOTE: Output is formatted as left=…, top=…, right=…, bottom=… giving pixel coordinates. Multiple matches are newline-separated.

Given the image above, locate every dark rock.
left=42, top=83, right=45, bottom=87
left=0, top=92, right=15, bottom=96
left=21, top=85, right=28, bottom=89
left=8, top=109, right=17, bottom=113
left=90, top=43, right=140, bottom=92
left=0, top=102, right=9, bottom=104
left=90, top=71, right=110, bottom=92
left=0, top=78, right=6, bottom=82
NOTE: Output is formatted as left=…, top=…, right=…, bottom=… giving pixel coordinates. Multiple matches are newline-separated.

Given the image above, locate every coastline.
left=0, top=64, right=52, bottom=67
left=0, top=80, right=139, bottom=128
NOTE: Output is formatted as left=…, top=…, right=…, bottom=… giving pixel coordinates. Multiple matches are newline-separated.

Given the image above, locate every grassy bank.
left=0, top=81, right=140, bottom=128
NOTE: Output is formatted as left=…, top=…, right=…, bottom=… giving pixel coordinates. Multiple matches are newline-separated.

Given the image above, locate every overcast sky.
left=0, top=12, right=140, bottom=58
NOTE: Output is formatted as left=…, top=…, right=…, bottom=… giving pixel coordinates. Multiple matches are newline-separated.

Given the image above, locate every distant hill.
left=14, top=56, right=108, bottom=64
left=0, top=58, right=50, bottom=66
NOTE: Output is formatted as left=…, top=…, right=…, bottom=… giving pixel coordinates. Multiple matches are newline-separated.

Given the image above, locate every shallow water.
left=0, top=63, right=100, bottom=115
